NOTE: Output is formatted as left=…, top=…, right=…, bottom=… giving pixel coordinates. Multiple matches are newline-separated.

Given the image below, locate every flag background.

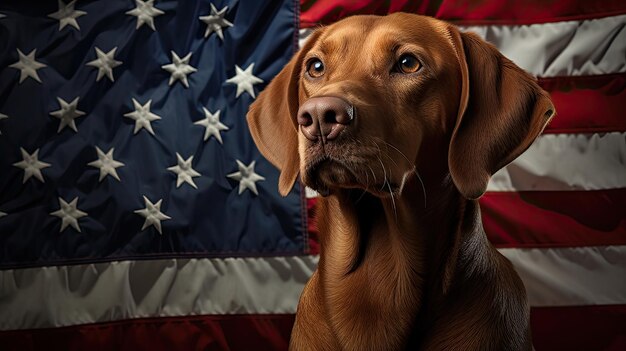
left=1, top=1, right=625, bottom=350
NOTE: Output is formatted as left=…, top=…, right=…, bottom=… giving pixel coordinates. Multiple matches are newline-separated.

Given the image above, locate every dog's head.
left=247, top=13, right=554, bottom=199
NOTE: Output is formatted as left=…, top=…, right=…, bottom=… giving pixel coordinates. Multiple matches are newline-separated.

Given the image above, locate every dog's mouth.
left=303, top=156, right=402, bottom=197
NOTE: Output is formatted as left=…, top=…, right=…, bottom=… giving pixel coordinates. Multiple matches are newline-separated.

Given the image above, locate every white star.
left=227, top=160, right=265, bottom=196
left=199, top=4, right=233, bottom=41
left=13, top=148, right=51, bottom=183
left=124, top=98, right=161, bottom=135
left=0, top=113, right=8, bottom=135
left=225, top=63, right=264, bottom=99
left=48, top=0, right=86, bottom=31
left=88, top=147, right=125, bottom=182
left=50, top=197, right=88, bottom=233
left=9, top=49, right=47, bottom=84
left=126, top=0, right=164, bottom=31
left=194, top=108, right=229, bottom=143
left=50, top=96, right=86, bottom=133
left=167, top=153, right=201, bottom=189
left=134, top=196, right=171, bottom=234
left=86, top=47, right=122, bottom=82
left=161, top=51, right=197, bottom=88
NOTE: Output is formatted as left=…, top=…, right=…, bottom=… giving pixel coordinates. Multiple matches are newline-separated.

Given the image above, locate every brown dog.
left=247, top=13, right=554, bottom=351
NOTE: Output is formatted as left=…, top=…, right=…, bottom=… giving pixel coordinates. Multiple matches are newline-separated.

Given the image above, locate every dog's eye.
left=397, top=54, right=421, bottom=74
left=306, top=58, right=325, bottom=78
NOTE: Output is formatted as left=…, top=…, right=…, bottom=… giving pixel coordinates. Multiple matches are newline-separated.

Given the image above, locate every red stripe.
left=0, top=314, right=295, bottom=351
left=539, top=74, right=626, bottom=134
left=481, top=189, right=626, bottom=248
left=307, top=198, right=320, bottom=255
left=434, top=0, right=626, bottom=25
left=300, top=0, right=626, bottom=27
left=531, top=305, right=626, bottom=351
left=2, top=307, right=623, bottom=351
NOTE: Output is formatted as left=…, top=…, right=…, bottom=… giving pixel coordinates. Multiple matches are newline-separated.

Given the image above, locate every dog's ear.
left=247, top=30, right=323, bottom=197
left=447, top=30, right=555, bottom=200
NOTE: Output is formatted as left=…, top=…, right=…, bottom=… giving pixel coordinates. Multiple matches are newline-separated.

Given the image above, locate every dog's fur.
left=247, top=13, right=554, bottom=351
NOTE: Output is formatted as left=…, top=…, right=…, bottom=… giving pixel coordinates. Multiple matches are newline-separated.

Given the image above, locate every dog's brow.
left=365, top=27, right=416, bottom=51
left=318, top=24, right=370, bottom=56
left=317, top=40, right=330, bottom=56
left=318, top=38, right=350, bottom=58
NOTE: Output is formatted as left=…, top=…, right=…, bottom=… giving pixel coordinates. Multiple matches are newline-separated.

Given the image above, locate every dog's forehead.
left=317, top=14, right=452, bottom=54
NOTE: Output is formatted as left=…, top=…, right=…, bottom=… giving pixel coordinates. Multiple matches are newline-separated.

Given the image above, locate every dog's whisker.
left=382, top=149, right=400, bottom=167
left=372, top=140, right=391, bottom=192
left=379, top=138, right=428, bottom=208
left=375, top=153, right=398, bottom=221
left=376, top=156, right=387, bottom=191
left=372, top=139, right=402, bottom=168
left=355, top=169, right=369, bottom=204
left=379, top=139, right=411, bottom=166
left=387, top=179, right=398, bottom=223
left=368, top=165, right=377, bottom=184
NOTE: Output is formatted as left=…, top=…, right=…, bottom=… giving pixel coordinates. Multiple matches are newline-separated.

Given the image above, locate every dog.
left=247, top=13, right=554, bottom=351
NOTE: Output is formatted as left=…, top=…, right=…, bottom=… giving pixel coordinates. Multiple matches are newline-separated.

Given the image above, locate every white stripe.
left=299, top=28, right=313, bottom=50
left=0, top=256, right=318, bottom=331
left=500, top=245, right=626, bottom=307
left=300, top=14, right=626, bottom=77
left=461, top=14, right=626, bottom=77
left=488, top=132, right=626, bottom=191
left=305, top=186, right=319, bottom=198
left=1, top=246, right=624, bottom=330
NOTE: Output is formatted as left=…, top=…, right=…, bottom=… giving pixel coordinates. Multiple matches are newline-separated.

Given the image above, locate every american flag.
left=0, top=1, right=624, bottom=350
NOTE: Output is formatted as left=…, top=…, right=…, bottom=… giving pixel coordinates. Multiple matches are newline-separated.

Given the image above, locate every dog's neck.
left=315, top=168, right=479, bottom=349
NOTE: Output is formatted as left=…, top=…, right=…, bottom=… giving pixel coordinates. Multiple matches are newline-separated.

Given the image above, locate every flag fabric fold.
left=1, top=1, right=624, bottom=350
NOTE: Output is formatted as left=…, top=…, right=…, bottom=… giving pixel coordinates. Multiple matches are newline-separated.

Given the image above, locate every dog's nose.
left=297, top=96, right=354, bottom=141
